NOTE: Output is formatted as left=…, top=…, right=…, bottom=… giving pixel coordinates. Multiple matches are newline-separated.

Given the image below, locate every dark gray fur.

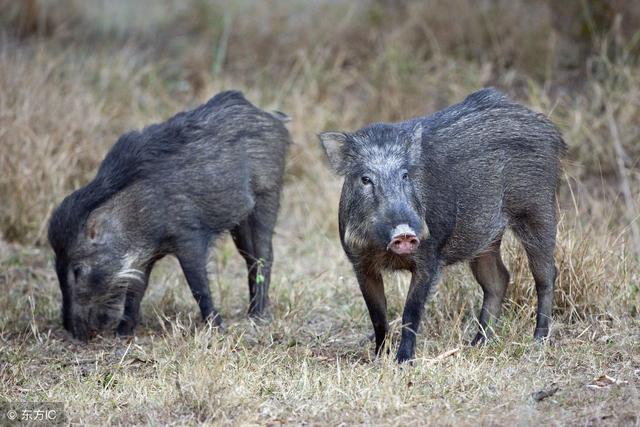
left=319, top=88, right=566, bottom=362
left=48, top=90, right=291, bottom=341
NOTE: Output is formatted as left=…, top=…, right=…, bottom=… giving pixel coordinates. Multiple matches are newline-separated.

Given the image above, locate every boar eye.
left=402, top=172, right=409, bottom=181
left=361, top=176, right=372, bottom=185
left=72, top=265, right=83, bottom=282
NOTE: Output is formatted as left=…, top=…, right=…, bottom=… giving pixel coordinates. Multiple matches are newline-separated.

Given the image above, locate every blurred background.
left=1, top=0, right=638, bottom=245
left=1, top=2, right=639, bottom=423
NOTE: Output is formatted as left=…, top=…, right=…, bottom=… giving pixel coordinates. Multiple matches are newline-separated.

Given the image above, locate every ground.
left=0, top=1, right=639, bottom=425
left=1, top=209, right=638, bottom=425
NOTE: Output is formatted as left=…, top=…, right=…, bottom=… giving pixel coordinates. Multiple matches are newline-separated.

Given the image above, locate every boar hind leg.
left=512, top=211, right=557, bottom=340
left=355, top=269, right=388, bottom=356
left=231, top=221, right=259, bottom=314
left=176, top=238, right=222, bottom=326
left=470, top=238, right=510, bottom=345
left=246, top=192, right=280, bottom=318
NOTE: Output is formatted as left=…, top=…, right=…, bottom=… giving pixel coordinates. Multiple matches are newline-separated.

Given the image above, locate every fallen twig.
left=420, top=347, right=460, bottom=364
left=532, top=384, right=560, bottom=401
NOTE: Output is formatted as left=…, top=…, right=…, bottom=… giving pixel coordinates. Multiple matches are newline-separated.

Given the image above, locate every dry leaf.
left=587, top=374, right=628, bottom=389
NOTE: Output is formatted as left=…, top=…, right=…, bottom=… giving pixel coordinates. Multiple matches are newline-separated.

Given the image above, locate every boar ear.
left=406, top=123, right=423, bottom=165
left=86, top=218, right=98, bottom=241
left=84, top=210, right=119, bottom=244
left=319, top=132, right=349, bottom=174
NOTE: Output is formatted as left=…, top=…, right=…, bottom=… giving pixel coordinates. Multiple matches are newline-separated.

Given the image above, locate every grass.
left=1, top=227, right=638, bottom=425
left=1, top=1, right=639, bottom=425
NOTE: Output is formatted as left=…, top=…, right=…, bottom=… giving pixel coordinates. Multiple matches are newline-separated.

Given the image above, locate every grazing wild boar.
left=319, top=88, right=566, bottom=362
left=48, top=91, right=291, bottom=341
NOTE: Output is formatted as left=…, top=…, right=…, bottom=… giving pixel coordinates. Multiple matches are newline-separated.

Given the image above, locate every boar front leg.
left=396, top=254, right=442, bottom=363
left=176, top=237, right=223, bottom=327
left=116, top=264, right=153, bottom=336
left=355, top=268, right=388, bottom=356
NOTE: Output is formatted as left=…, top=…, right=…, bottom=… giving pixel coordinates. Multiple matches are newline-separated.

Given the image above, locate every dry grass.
left=1, top=1, right=639, bottom=425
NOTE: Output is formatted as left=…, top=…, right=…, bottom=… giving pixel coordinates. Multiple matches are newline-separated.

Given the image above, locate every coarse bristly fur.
left=48, top=90, right=291, bottom=341
left=319, top=87, right=567, bottom=362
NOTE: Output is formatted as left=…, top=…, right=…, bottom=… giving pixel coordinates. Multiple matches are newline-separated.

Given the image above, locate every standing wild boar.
left=48, top=91, right=291, bottom=341
left=319, top=88, right=566, bottom=362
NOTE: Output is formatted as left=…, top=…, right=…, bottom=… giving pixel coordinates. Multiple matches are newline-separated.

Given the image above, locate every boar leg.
left=176, top=238, right=222, bottom=326
left=246, top=192, right=279, bottom=318
left=116, top=264, right=153, bottom=336
left=469, top=238, right=510, bottom=345
left=355, top=268, right=388, bottom=356
left=513, top=213, right=557, bottom=340
left=396, top=255, right=442, bottom=363
left=231, top=221, right=258, bottom=314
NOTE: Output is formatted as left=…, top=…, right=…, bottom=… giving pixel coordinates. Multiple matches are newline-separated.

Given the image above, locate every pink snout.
left=387, top=230, right=420, bottom=255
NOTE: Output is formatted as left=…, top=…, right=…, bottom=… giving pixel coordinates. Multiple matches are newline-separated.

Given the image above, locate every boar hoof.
left=533, top=327, right=550, bottom=341
left=396, top=348, right=415, bottom=364
left=204, top=314, right=227, bottom=332
left=248, top=305, right=272, bottom=321
left=116, top=321, right=136, bottom=338
left=470, top=332, right=489, bottom=346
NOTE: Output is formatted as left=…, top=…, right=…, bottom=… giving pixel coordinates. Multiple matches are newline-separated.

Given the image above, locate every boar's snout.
left=70, top=317, right=92, bottom=342
left=70, top=306, right=110, bottom=342
left=387, top=224, right=420, bottom=255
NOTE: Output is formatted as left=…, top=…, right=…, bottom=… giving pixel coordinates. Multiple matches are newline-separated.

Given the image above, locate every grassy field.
left=1, top=1, right=639, bottom=425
